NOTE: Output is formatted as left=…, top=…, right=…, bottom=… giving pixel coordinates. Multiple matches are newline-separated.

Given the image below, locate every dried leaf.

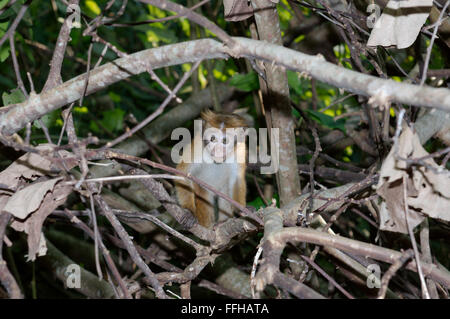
left=0, top=145, right=77, bottom=220
left=3, top=177, right=62, bottom=219
left=377, top=125, right=450, bottom=233
left=377, top=179, right=425, bottom=233
left=10, top=183, right=72, bottom=261
left=0, top=144, right=76, bottom=191
left=224, top=0, right=254, bottom=21
left=367, top=0, right=433, bottom=49
left=0, top=145, right=76, bottom=261
left=223, top=0, right=280, bottom=21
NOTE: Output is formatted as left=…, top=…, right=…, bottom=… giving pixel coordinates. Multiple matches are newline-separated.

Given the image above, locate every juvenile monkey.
left=175, top=110, right=248, bottom=228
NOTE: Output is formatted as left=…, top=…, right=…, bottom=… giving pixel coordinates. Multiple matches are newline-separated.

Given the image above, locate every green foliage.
left=0, top=20, right=10, bottom=62
left=287, top=70, right=308, bottom=97
left=34, top=110, right=60, bottom=130
left=306, top=109, right=346, bottom=132
left=248, top=193, right=279, bottom=209
left=247, top=196, right=265, bottom=209
left=229, top=72, right=259, bottom=92
left=2, top=89, right=25, bottom=106
left=0, top=0, right=9, bottom=10
left=0, top=43, right=10, bottom=62
left=85, top=0, right=101, bottom=16
left=90, top=108, right=126, bottom=133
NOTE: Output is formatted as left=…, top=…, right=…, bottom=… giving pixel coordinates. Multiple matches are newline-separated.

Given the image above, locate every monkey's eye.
left=210, top=135, right=216, bottom=142
left=222, top=137, right=227, bottom=144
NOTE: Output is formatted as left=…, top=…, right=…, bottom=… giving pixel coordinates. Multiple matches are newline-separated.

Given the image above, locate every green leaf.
left=108, top=91, right=121, bottom=103
left=306, top=109, right=346, bottom=132
left=85, top=0, right=101, bottom=15
left=229, top=72, right=259, bottom=92
left=0, top=20, right=9, bottom=38
left=0, top=0, right=9, bottom=10
left=248, top=193, right=279, bottom=209
left=146, top=26, right=177, bottom=44
left=247, top=197, right=265, bottom=209
left=89, top=120, right=100, bottom=134
left=0, top=43, right=9, bottom=62
left=100, top=108, right=125, bottom=132
left=2, top=89, right=25, bottom=106
left=0, top=1, right=19, bottom=18
left=34, top=110, right=59, bottom=129
left=287, top=70, right=307, bottom=96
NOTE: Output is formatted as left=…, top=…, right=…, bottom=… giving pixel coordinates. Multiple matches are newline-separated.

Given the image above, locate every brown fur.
left=200, top=109, right=247, bottom=129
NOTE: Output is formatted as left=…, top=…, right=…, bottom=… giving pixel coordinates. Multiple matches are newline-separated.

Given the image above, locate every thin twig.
left=420, top=1, right=450, bottom=85
left=0, top=0, right=31, bottom=48
left=402, top=176, right=430, bottom=299
left=94, top=194, right=168, bottom=299
left=62, top=209, right=132, bottom=299
left=137, top=0, right=234, bottom=46
left=300, top=255, right=354, bottom=299
left=250, top=246, right=263, bottom=299
left=104, top=60, right=201, bottom=149
left=378, top=249, right=414, bottom=299
left=113, top=210, right=206, bottom=252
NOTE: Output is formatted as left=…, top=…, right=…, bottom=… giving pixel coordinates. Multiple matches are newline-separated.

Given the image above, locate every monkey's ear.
left=200, top=109, right=215, bottom=122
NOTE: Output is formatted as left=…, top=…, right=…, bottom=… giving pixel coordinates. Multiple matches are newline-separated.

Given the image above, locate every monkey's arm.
left=175, top=162, right=196, bottom=213
left=232, top=164, right=247, bottom=208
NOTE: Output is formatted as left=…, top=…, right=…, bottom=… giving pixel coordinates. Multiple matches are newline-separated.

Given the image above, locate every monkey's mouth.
left=211, top=154, right=226, bottom=163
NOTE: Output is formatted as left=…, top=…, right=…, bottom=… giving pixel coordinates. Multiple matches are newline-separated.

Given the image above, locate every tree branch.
left=1, top=38, right=449, bottom=136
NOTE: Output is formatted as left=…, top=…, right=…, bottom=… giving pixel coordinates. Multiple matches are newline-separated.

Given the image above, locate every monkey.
left=175, top=109, right=248, bottom=228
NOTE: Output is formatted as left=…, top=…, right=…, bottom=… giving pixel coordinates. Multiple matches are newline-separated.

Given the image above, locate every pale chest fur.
left=189, top=162, right=239, bottom=195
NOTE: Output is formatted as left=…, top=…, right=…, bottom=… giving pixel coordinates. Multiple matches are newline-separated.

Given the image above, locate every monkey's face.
left=203, top=127, right=236, bottom=163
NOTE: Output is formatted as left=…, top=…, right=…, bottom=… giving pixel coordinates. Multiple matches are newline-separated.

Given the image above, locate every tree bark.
left=251, top=0, right=302, bottom=215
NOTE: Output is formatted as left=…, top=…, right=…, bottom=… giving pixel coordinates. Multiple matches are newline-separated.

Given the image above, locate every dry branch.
left=1, top=38, right=450, bottom=135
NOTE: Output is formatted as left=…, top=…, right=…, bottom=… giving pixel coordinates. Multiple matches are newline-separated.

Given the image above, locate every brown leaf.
left=10, top=182, right=72, bottom=261
left=377, top=125, right=450, bottom=233
left=3, top=177, right=62, bottom=219
left=0, top=145, right=77, bottom=260
left=224, top=0, right=254, bottom=22
left=377, top=179, right=424, bottom=233
left=0, top=144, right=76, bottom=191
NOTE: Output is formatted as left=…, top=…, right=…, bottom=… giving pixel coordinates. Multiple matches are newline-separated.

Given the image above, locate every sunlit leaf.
left=85, top=0, right=101, bottom=15
left=0, top=0, right=9, bottom=10
left=74, top=106, right=89, bottom=114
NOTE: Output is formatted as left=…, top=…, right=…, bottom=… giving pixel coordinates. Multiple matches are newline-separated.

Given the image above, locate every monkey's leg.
left=175, top=180, right=196, bottom=213
left=232, top=176, right=247, bottom=208
left=194, top=185, right=215, bottom=228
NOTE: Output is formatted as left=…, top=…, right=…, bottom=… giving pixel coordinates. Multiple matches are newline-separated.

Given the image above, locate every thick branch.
left=252, top=0, right=302, bottom=209
left=269, top=227, right=450, bottom=289
left=42, top=0, right=80, bottom=91
left=2, top=38, right=450, bottom=135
